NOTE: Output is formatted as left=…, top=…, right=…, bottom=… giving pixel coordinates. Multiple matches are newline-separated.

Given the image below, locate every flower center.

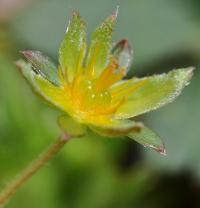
left=71, top=78, right=111, bottom=113
left=69, top=58, right=126, bottom=116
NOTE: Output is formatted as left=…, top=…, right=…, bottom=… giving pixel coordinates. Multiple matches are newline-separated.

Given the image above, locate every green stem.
left=0, top=134, right=71, bottom=208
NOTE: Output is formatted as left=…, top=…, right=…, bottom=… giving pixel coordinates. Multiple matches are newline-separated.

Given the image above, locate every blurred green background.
left=0, top=0, right=200, bottom=207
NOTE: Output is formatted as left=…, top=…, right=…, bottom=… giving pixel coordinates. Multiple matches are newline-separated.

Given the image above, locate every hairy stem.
left=0, top=134, right=71, bottom=208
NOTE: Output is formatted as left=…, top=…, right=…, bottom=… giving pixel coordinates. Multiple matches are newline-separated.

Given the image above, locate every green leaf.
left=86, top=11, right=117, bottom=77
left=21, top=50, right=59, bottom=86
left=59, top=11, right=86, bottom=82
left=112, top=67, right=194, bottom=119
left=111, top=39, right=133, bottom=73
left=128, top=123, right=166, bottom=155
left=90, top=119, right=141, bottom=138
left=57, top=115, right=86, bottom=137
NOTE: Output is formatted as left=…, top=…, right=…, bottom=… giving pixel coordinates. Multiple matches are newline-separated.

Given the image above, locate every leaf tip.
left=20, top=50, right=34, bottom=59
left=70, top=10, right=86, bottom=26
left=185, top=66, right=195, bottom=82
left=146, top=144, right=167, bottom=156
left=176, top=66, right=195, bottom=89
left=157, top=146, right=167, bottom=156
left=116, top=39, right=131, bottom=50
left=72, top=10, right=80, bottom=17
left=111, top=6, right=119, bottom=21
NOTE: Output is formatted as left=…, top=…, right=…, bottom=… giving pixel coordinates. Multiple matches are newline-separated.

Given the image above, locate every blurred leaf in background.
left=0, top=0, right=200, bottom=207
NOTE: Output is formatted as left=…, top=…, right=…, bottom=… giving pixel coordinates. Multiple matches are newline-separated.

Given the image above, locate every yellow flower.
left=16, top=11, right=194, bottom=155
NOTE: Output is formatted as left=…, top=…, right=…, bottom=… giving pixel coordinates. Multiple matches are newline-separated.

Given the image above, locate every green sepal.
left=90, top=117, right=166, bottom=155
left=57, top=115, right=87, bottom=137
left=128, top=123, right=166, bottom=155
left=59, top=11, right=86, bottom=82
left=21, top=50, right=59, bottom=86
left=89, top=119, right=141, bottom=138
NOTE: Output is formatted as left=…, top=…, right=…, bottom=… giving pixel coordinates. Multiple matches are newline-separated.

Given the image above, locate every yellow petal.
left=90, top=119, right=142, bottom=137
left=111, top=67, right=194, bottom=119
left=85, top=10, right=117, bottom=78
left=59, top=11, right=86, bottom=82
left=16, top=60, right=72, bottom=114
